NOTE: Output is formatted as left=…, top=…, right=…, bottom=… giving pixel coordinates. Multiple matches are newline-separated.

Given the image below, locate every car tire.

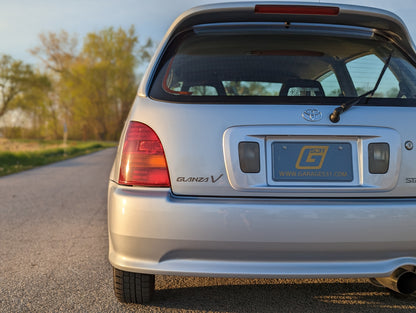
left=113, top=267, right=155, bottom=304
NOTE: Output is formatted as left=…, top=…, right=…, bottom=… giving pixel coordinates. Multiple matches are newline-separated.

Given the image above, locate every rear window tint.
left=346, top=54, right=399, bottom=97
left=149, top=28, right=416, bottom=105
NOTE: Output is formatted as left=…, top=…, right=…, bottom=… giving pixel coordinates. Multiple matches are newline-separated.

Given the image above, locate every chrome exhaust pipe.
left=374, top=267, right=416, bottom=295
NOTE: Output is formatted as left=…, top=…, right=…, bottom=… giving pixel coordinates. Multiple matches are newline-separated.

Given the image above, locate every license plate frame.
left=272, top=142, right=353, bottom=182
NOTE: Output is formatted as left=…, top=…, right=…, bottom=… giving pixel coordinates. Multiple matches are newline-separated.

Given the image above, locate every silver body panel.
left=110, top=98, right=416, bottom=198
left=109, top=2, right=416, bottom=278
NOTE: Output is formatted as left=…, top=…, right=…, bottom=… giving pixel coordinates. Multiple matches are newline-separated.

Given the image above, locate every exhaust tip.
left=374, top=268, right=416, bottom=295
left=397, top=271, right=416, bottom=295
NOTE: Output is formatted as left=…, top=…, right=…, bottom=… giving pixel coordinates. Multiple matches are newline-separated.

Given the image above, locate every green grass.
left=0, top=141, right=116, bottom=177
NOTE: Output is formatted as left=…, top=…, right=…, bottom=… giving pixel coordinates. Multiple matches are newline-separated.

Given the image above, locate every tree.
left=0, top=55, right=36, bottom=118
left=11, top=73, right=54, bottom=138
left=31, top=26, right=153, bottom=141
left=30, top=31, right=79, bottom=139
left=30, top=30, right=78, bottom=74
left=72, top=26, right=153, bottom=140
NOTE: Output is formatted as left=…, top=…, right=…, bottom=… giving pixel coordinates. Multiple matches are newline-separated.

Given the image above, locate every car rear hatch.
left=133, top=98, right=415, bottom=198
left=135, top=2, right=416, bottom=198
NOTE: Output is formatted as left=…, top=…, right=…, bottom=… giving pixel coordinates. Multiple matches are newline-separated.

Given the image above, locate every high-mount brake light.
left=118, top=121, right=170, bottom=187
left=255, top=5, right=340, bottom=16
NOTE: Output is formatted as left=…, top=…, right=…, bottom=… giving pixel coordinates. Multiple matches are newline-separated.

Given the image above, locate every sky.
left=0, top=0, right=415, bottom=67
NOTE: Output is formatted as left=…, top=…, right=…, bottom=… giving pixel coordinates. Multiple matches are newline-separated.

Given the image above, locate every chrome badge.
left=302, top=108, right=322, bottom=122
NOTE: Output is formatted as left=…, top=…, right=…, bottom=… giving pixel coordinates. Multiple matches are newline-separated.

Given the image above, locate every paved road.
left=1, top=148, right=416, bottom=312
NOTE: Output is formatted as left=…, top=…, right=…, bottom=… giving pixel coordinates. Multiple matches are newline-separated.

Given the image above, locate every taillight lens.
left=118, top=121, right=170, bottom=187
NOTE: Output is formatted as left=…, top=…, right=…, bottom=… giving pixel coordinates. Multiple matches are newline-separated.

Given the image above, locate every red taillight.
left=118, top=121, right=170, bottom=187
left=255, top=5, right=339, bottom=16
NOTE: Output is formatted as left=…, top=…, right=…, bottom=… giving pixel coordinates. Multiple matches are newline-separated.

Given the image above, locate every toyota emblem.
left=302, top=108, right=322, bottom=122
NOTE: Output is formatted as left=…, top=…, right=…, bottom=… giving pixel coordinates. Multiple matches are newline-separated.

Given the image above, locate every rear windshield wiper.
left=329, top=53, right=393, bottom=123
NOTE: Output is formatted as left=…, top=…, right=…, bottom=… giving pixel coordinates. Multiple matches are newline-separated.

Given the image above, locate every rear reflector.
left=239, top=142, right=260, bottom=173
left=255, top=5, right=340, bottom=16
left=368, top=143, right=390, bottom=174
left=118, top=121, right=170, bottom=187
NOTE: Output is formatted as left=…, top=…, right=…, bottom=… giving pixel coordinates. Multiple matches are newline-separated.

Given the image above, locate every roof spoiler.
left=167, top=2, right=416, bottom=61
left=139, top=2, right=416, bottom=96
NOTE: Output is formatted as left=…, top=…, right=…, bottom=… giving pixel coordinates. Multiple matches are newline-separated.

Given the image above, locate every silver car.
left=108, top=2, right=416, bottom=303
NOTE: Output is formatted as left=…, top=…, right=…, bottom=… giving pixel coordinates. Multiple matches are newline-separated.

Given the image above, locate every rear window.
left=149, top=26, right=416, bottom=105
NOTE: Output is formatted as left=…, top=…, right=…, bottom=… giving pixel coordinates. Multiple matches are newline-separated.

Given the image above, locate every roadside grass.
left=0, top=139, right=117, bottom=177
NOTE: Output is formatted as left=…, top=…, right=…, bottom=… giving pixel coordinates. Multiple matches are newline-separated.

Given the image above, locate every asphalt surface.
left=1, top=148, right=416, bottom=312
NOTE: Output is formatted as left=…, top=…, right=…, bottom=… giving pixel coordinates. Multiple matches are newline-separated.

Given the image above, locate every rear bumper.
left=108, top=181, right=416, bottom=278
